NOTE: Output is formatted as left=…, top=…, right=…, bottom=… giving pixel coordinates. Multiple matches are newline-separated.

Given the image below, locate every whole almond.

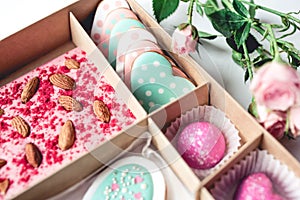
left=65, top=58, right=80, bottom=69
left=21, top=76, right=40, bottom=103
left=49, top=73, right=75, bottom=90
left=0, top=179, right=9, bottom=195
left=0, top=159, right=7, bottom=169
left=93, top=100, right=110, bottom=123
left=11, top=116, right=30, bottom=137
left=0, top=108, right=4, bottom=116
left=58, top=120, right=75, bottom=151
left=58, top=95, right=83, bottom=112
left=25, top=143, right=42, bottom=168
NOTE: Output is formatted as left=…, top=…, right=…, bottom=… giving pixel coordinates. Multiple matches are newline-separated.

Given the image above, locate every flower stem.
left=221, top=0, right=235, bottom=11
left=265, top=24, right=282, bottom=62
left=188, top=0, right=195, bottom=24
left=253, top=25, right=286, bottom=61
left=240, top=0, right=300, bottom=24
left=242, top=42, right=253, bottom=79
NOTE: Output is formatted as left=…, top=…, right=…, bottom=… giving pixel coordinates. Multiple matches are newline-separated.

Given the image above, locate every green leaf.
left=249, top=0, right=256, bottom=19
left=221, top=0, right=234, bottom=10
left=196, top=0, right=203, bottom=16
left=208, top=9, right=247, bottom=37
left=204, top=0, right=219, bottom=16
left=152, top=0, right=179, bottom=23
left=181, top=0, right=190, bottom=2
left=278, top=24, right=297, bottom=39
left=234, top=22, right=251, bottom=48
left=178, top=23, right=189, bottom=30
left=198, top=31, right=218, bottom=39
left=280, top=16, right=291, bottom=32
left=277, top=40, right=300, bottom=69
left=291, top=54, right=300, bottom=67
left=248, top=98, right=259, bottom=118
left=233, top=0, right=249, bottom=18
left=226, top=33, right=261, bottom=53
left=254, top=58, right=272, bottom=68
left=232, top=50, right=244, bottom=66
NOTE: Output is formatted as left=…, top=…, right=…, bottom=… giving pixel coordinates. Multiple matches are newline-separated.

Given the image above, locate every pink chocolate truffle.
left=177, top=121, right=226, bottom=169
left=234, top=172, right=283, bottom=200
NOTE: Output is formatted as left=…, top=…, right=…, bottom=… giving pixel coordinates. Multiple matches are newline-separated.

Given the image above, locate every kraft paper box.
left=0, top=0, right=299, bottom=199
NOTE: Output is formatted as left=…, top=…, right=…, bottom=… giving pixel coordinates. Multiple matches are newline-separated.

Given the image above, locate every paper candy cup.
left=165, top=105, right=241, bottom=179
left=210, top=149, right=300, bottom=200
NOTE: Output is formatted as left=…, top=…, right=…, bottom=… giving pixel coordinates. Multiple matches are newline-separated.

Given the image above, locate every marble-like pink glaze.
left=177, top=121, right=226, bottom=169
left=234, top=172, right=283, bottom=200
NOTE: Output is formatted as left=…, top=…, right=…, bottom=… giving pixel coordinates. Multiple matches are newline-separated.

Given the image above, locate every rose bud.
left=171, top=23, right=198, bottom=55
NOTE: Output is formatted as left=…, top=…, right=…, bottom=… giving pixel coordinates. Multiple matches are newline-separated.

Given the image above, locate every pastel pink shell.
left=177, top=121, right=226, bottom=169
left=234, top=172, right=283, bottom=200
left=98, top=8, right=138, bottom=57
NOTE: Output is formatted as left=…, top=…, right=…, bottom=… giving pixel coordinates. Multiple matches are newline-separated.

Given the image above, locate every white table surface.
left=1, top=0, right=300, bottom=198
left=0, top=0, right=77, bottom=40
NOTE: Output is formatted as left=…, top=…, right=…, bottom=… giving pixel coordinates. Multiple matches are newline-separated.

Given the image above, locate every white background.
left=0, top=0, right=77, bottom=40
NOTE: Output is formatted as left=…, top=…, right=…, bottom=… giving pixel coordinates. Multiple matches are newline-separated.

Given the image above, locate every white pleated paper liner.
left=210, top=149, right=300, bottom=200
left=165, top=105, right=241, bottom=179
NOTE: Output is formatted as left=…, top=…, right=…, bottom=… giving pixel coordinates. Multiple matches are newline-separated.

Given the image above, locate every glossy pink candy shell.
left=177, top=122, right=226, bottom=169
left=234, top=172, right=283, bottom=200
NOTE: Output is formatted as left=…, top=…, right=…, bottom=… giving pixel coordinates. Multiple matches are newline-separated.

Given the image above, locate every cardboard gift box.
left=0, top=0, right=300, bottom=199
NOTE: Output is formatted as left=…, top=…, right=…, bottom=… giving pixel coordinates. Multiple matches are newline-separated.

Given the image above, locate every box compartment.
left=0, top=0, right=102, bottom=81
left=206, top=132, right=300, bottom=199
left=1, top=12, right=148, bottom=200
left=149, top=82, right=262, bottom=187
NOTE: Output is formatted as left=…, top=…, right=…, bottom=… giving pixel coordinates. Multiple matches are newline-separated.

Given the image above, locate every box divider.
left=149, top=83, right=210, bottom=131
left=260, top=131, right=300, bottom=177
left=200, top=188, right=215, bottom=200
left=148, top=118, right=202, bottom=196
left=201, top=133, right=262, bottom=188
left=70, top=12, right=147, bottom=119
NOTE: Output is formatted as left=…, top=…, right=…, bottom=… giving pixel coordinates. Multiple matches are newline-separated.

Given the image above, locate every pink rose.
left=171, top=24, right=198, bottom=55
left=250, top=62, right=300, bottom=111
left=289, top=106, right=300, bottom=137
left=256, top=105, right=286, bottom=139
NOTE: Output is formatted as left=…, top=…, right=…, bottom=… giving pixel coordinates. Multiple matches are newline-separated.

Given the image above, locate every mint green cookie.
left=130, top=52, right=195, bottom=113
left=92, top=164, right=153, bottom=200
left=108, top=19, right=145, bottom=68
left=133, top=83, right=178, bottom=113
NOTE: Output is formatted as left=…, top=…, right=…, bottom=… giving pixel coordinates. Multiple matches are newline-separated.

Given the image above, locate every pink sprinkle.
left=111, top=183, right=119, bottom=191
left=134, top=176, right=144, bottom=184
left=134, top=192, right=142, bottom=199
left=131, top=33, right=139, bottom=40
left=94, top=33, right=101, bottom=40
left=97, top=20, right=103, bottom=28
left=102, top=4, right=109, bottom=11
left=115, top=1, right=122, bottom=6
left=118, top=55, right=124, bottom=62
